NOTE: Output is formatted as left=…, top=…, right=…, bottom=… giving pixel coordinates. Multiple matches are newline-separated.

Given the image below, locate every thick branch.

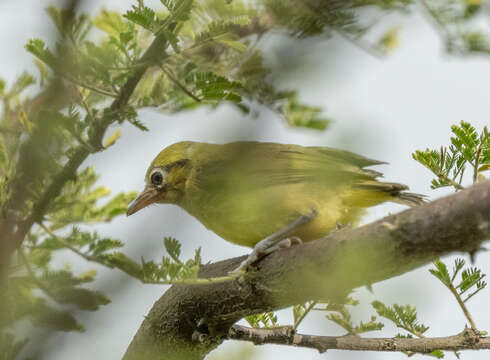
left=123, top=181, right=490, bottom=360
left=229, top=325, right=490, bottom=353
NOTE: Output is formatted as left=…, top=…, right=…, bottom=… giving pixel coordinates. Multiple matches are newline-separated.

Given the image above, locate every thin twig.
left=448, top=284, right=477, bottom=330
left=473, top=144, right=482, bottom=184
left=61, top=73, right=119, bottom=98
left=334, top=28, right=386, bottom=59
left=160, top=65, right=201, bottom=102
left=143, top=276, right=235, bottom=285
left=418, top=0, right=458, bottom=53
left=293, top=301, right=317, bottom=331
left=437, top=173, right=465, bottom=191
left=229, top=325, right=489, bottom=353
left=38, top=222, right=234, bottom=286
left=39, top=222, right=100, bottom=262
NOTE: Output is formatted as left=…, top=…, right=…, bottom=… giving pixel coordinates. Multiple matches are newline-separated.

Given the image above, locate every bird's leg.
left=231, top=209, right=317, bottom=274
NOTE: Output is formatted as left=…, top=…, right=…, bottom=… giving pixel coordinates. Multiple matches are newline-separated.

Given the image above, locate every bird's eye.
left=150, top=169, right=165, bottom=187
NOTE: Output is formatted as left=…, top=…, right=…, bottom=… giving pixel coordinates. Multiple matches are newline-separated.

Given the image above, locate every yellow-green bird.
left=127, top=141, right=423, bottom=269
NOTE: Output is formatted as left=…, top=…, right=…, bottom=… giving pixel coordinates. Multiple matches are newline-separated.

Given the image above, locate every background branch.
left=229, top=325, right=490, bottom=353
left=123, top=181, right=490, bottom=360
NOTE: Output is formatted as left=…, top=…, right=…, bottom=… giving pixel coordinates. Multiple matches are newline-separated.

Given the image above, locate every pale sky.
left=1, top=1, right=489, bottom=360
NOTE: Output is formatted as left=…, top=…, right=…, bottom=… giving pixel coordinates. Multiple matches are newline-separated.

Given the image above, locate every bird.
left=127, top=141, right=424, bottom=271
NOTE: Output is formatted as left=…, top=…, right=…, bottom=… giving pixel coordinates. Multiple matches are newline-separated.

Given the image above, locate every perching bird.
left=127, top=141, right=424, bottom=270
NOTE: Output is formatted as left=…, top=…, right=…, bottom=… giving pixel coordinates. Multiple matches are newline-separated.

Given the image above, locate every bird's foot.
left=229, top=210, right=316, bottom=275
left=335, top=221, right=353, bottom=231
left=230, top=237, right=304, bottom=276
left=265, top=236, right=303, bottom=254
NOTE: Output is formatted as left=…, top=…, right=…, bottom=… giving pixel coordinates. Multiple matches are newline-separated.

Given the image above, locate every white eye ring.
left=149, top=168, right=166, bottom=188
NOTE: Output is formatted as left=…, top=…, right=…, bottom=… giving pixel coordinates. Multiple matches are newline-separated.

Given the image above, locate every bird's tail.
left=393, top=191, right=426, bottom=207
left=355, top=182, right=426, bottom=207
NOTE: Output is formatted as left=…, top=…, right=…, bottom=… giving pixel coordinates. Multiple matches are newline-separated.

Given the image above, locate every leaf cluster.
left=267, top=296, right=384, bottom=335
left=140, top=237, right=202, bottom=283
left=430, top=259, right=487, bottom=305
left=245, top=312, right=279, bottom=329
left=372, top=301, right=428, bottom=337
left=322, top=297, right=384, bottom=335
left=371, top=301, right=444, bottom=358
left=413, top=121, right=489, bottom=189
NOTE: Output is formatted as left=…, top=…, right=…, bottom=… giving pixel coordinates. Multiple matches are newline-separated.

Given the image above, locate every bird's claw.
left=229, top=236, right=304, bottom=274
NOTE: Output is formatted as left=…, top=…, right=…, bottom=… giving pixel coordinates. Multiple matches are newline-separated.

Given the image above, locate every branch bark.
left=229, top=325, right=490, bottom=353
left=123, top=181, right=490, bottom=360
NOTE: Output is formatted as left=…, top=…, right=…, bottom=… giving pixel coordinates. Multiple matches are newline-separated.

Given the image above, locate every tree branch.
left=229, top=325, right=490, bottom=353
left=123, top=181, right=490, bottom=360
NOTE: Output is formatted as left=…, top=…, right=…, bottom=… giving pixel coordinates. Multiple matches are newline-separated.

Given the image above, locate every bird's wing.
left=190, top=142, right=385, bottom=192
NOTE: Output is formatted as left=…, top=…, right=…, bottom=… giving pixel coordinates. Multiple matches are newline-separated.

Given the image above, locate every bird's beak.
left=126, top=186, right=159, bottom=216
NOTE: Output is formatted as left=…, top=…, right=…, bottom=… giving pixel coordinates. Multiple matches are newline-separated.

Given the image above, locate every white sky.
left=1, top=1, right=489, bottom=360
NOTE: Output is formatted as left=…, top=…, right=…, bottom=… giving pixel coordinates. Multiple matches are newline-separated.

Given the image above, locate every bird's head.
left=126, top=141, right=193, bottom=216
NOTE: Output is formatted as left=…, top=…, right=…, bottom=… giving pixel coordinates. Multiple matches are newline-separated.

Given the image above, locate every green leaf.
left=101, top=252, right=143, bottom=278
left=282, top=94, right=330, bottom=130
left=429, top=259, right=451, bottom=286
left=9, top=72, right=36, bottom=95
left=413, top=121, right=490, bottom=188
left=93, top=10, right=129, bottom=37
left=326, top=310, right=354, bottom=333
left=28, top=248, right=52, bottom=268
left=245, top=312, right=279, bottom=328
left=217, top=39, right=248, bottom=53
left=104, top=129, right=121, bottom=148
left=372, top=301, right=429, bottom=336
left=354, top=316, right=384, bottom=334
left=430, top=350, right=445, bottom=359
left=451, top=258, right=465, bottom=283
left=128, top=118, right=149, bottom=131
left=50, top=287, right=110, bottom=311
left=78, top=269, right=98, bottom=283
left=124, top=5, right=156, bottom=31
left=161, top=28, right=181, bottom=53
left=160, top=0, right=193, bottom=22
left=25, top=38, right=56, bottom=68
left=0, top=141, right=8, bottom=171
left=48, top=167, right=137, bottom=227
left=322, top=297, right=382, bottom=335
left=90, top=238, right=124, bottom=256
left=31, top=302, right=84, bottom=332
left=245, top=314, right=260, bottom=328
left=451, top=121, right=478, bottom=161
left=164, top=237, right=181, bottom=263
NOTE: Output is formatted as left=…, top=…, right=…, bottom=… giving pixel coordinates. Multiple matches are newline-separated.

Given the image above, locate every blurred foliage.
left=2, top=0, right=490, bottom=358
left=420, top=0, right=490, bottom=54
